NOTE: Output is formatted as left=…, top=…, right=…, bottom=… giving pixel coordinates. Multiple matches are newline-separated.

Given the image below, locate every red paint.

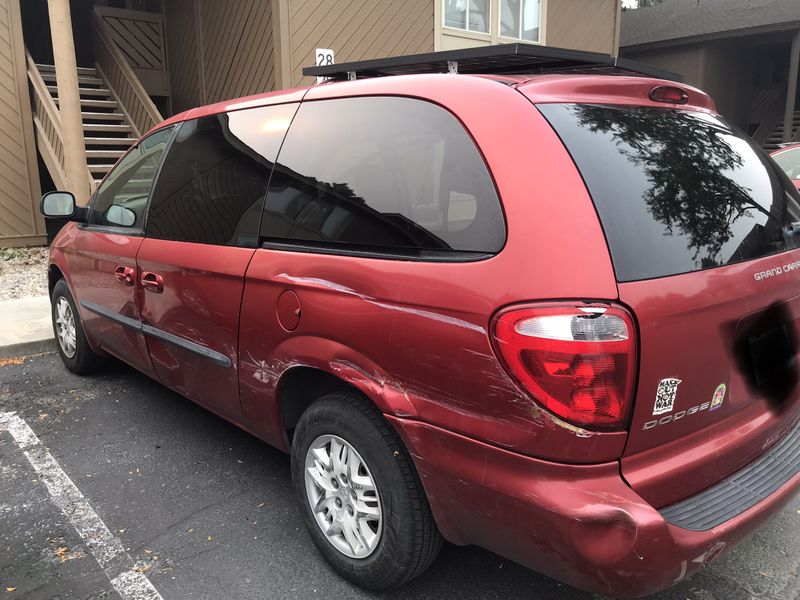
left=46, top=72, right=800, bottom=597
left=771, top=144, right=800, bottom=190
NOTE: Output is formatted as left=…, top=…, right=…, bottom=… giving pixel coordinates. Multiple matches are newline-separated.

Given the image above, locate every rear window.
left=539, top=103, right=800, bottom=282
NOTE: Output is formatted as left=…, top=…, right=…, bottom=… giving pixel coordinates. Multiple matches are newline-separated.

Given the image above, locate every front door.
left=68, top=126, right=173, bottom=376
left=136, top=104, right=296, bottom=423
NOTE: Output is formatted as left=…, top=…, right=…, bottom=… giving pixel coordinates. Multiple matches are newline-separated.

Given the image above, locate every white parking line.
left=0, top=411, right=163, bottom=600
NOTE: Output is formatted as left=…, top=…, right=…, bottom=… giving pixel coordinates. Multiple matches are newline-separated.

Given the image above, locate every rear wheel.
left=291, top=392, right=442, bottom=590
left=51, top=279, right=105, bottom=374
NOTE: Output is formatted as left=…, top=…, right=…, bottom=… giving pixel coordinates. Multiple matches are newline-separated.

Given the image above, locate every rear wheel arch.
left=278, top=366, right=371, bottom=446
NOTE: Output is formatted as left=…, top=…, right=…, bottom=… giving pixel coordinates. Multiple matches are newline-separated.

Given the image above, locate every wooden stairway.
left=763, top=110, right=800, bottom=151
left=36, top=63, right=138, bottom=189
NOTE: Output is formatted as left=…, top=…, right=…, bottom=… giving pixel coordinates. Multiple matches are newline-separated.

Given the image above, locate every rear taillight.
left=492, top=303, right=636, bottom=430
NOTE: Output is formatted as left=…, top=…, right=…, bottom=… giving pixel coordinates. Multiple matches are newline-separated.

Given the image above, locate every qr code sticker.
left=653, top=378, right=681, bottom=416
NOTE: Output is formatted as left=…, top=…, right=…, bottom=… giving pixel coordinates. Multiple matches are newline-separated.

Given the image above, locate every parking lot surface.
left=1, top=353, right=799, bottom=600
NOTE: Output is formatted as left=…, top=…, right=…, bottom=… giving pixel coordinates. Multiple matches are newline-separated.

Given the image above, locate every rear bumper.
left=388, top=416, right=800, bottom=598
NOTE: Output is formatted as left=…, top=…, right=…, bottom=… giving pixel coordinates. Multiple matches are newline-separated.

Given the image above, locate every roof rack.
left=303, top=43, right=683, bottom=83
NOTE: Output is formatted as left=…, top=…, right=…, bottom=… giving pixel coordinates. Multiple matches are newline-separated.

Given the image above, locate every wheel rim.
left=304, top=434, right=382, bottom=559
left=55, top=296, right=77, bottom=359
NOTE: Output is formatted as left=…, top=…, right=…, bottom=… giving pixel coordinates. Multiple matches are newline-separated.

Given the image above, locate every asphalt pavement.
left=1, top=353, right=799, bottom=600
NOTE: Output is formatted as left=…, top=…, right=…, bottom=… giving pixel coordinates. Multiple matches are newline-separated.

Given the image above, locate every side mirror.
left=40, top=191, right=76, bottom=218
left=106, top=204, right=136, bottom=227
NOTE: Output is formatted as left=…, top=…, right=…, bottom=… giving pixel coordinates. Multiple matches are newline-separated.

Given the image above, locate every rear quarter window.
left=539, top=103, right=800, bottom=282
left=260, top=96, right=505, bottom=258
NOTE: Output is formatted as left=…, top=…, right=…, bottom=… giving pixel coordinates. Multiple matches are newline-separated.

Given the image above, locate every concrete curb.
left=0, top=338, right=55, bottom=359
left=0, top=296, right=54, bottom=359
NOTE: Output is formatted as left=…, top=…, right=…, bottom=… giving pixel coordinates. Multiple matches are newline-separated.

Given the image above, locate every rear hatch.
left=538, top=100, right=800, bottom=507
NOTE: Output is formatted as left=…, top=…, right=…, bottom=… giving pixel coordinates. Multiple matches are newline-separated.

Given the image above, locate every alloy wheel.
left=55, top=296, right=77, bottom=359
left=304, top=434, right=382, bottom=559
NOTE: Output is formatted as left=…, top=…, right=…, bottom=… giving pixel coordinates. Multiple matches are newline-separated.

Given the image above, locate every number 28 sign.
left=315, top=48, right=334, bottom=83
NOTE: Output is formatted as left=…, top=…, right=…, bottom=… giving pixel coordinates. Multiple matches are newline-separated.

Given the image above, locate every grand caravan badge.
left=653, top=378, right=682, bottom=415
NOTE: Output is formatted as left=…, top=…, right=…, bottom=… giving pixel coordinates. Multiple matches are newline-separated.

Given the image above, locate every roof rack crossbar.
left=303, top=43, right=682, bottom=83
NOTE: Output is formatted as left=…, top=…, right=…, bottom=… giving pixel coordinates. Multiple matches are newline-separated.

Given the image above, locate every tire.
left=291, top=391, right=442, bottom=590
left=51, top=278, right=105, bottom=374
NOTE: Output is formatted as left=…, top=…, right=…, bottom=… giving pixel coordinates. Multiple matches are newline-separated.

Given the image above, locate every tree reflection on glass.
left=571, top=105, right=779, bottom=265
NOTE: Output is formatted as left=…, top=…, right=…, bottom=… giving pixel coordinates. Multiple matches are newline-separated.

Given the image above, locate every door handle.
left=114, top=265, right=136, bottom=286
left=141, top=271, right=164, bottom=293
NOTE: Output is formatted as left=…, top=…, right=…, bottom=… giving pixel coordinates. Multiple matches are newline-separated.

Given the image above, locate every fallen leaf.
left=207, top=536, right=213, bottom=542
left=55, top=547, right=68, bottom=559
left=6, top=588, right=16, bottom=593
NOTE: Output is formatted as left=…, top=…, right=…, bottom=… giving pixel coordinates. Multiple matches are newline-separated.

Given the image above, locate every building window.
left=444, top=0, right=490, bottom=34
left=500, top=0, right=540, bottom=42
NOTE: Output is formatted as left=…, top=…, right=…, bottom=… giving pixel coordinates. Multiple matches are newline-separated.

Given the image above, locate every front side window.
left=444, top=0, right=489, bottom=33
left=89, top=126, right=172, bottom=230
left=261, top=96, right=505, bottom=257
left=500, top=0, right=540, bottom=41
left=146, top=103, right=298, bottom=247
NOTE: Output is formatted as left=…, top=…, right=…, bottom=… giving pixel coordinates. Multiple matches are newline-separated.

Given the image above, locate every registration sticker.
left=710, top=383, right=726, bottom=412
left=653, top=378, right=681, bottom=415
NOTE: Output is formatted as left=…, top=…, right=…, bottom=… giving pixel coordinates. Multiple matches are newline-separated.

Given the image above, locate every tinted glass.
left=773, top=147, right=800, bottom=180
left=262, top=97, right=505, bottom=256
left=146, top=103, right=297, bottom=246
left=89, top=127, right=172, bottom=229
left=539, top=103, right=800, bottom=282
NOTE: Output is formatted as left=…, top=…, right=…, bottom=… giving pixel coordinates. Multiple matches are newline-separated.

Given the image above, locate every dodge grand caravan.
left=40, top=45, right=800, bottom=597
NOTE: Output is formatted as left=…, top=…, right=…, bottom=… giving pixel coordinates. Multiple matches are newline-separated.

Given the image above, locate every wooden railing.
left=25, top=49, right=68, bottom=190
left=751, top=86, right=786, bottom=147
left=94, top=6, right=169, bottom=97
left=91, top=10, right=162, bottom=137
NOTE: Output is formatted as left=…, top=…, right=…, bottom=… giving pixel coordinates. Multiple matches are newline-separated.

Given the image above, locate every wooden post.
left=48, top=0, right=89, bottom=204
left=783, top=29, right=800, bottom=144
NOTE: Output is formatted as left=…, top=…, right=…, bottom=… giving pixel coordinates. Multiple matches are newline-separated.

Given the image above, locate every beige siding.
left=546, top=0, right=619, bottom=54
left=164, top=0, right=275, bottom=113
left=623, top=45, right=707, bottom=88
left=286, top=0, right=435, bottom=88
left=198, top=0, right=275, bottom=103
left=164, top=0, right=202, bottom=114
left=0, top=0, right=44, bottom=247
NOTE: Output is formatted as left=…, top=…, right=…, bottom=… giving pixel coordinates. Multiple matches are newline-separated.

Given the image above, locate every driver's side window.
left=88, top=126, right=173, bottom=229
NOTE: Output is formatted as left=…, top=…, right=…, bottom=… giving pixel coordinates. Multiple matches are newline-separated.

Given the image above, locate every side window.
left=146, top=103, right=298, bottom=247
left=261, top=97, right=505, bottom=256
left=89, top=126, right=172, bottom=229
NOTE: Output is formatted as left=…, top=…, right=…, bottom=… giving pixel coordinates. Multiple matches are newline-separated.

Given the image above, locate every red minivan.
left=40, top=46, right=800, bottom=597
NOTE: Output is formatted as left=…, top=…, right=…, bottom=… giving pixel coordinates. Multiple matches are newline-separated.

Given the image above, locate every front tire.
left=291, top=392, right=442, bottom=590
left=51, top=279, right=105, bottom=374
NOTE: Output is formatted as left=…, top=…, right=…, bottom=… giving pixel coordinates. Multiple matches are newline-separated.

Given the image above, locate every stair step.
left=82, top=123, right=132, bottom=133
left=36, top=63, right=96, bottom=77
left=55, top=98, right=118, bottom=109
left=47, top=85, right=111, bottom=98
left=81, top=111, right=126, bottom=122
left=86, top=149, right=127, bottom=159
left=84, top=137, right=137, bottom=146
left=40, top=72, right=104, bottom=86
left=89, top=164, right=116, bottom=174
